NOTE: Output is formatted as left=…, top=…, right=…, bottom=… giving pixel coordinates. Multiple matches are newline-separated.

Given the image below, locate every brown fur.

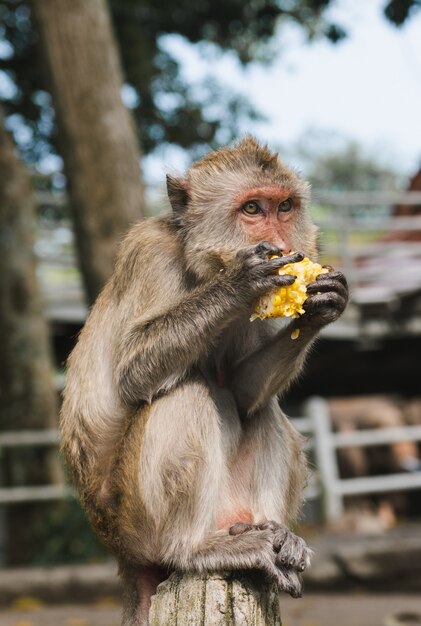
left=60, top=137, right=347, bottom=625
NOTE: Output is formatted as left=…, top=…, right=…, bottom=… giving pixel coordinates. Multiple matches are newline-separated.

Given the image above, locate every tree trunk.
left=0, top=110, right=58, bottom=432
left=0, top=108, right=59, bottom=563
left=30, top=0, right=145, bottom=303
left=148, top=572, right=282, bottom=626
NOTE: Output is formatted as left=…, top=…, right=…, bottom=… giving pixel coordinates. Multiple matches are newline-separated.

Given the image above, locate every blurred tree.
left=308, top=143, right=402, bottom=193
left=0, top=0, right=345, bottom=164
left=0, top=107, right=57, bottom=432
left=0, top=106, right=59, bottom=563
left=30, top=0, right=145, bottom=302
left=290, top=131, right=402, bottom=192
left=0, top=0, right=348, bottom=300
left=1, top=0, right=417, bottom=165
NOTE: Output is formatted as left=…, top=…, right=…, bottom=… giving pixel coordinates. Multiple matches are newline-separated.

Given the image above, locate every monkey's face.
left=168, top=137, right=318, bottom=281
left=234, top=184, right=314, bottom=256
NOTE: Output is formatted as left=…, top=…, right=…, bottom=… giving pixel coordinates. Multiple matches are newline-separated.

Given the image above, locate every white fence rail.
left=303, top=397, right=421, bottom=521
left=313, top=191, right=421, bottom=306
left=0, top=429, right=70, bottom=505
left=36, top=190, right=421, bottom=338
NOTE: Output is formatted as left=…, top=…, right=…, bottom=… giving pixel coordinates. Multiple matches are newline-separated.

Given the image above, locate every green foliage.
left=1, top=450, right=107, bottom=565
left=384, top=0, right=421, bottom=26
left=28, top=499, right=109, bottom=566
left=0, top=0, right=417, bottom=163
left=0, top=0, right=344, bottom=163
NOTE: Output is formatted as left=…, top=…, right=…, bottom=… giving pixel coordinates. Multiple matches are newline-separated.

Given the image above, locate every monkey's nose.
left=274, top=241, right=291, bottom=255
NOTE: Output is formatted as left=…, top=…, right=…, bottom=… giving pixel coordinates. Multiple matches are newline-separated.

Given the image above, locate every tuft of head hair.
left=190, top=135, right=279, bottom=177
left=167, top=136, right=310, bottom=221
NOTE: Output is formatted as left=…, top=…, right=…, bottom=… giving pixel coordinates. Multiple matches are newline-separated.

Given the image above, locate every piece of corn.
left=290, top=328, right=301, bottom=340
left=251, top=256, right=328, bottom=321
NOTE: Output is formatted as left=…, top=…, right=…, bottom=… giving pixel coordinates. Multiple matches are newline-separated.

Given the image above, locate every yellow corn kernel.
left=251, top=256, right=328, bottom=321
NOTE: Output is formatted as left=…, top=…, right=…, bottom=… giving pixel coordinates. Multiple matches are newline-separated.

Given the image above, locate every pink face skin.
left=234, top=185, right=299, bottom=254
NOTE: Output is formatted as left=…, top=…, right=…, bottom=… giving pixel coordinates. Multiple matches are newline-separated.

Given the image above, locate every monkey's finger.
left=305, top=291, right=347, bottom=309
left=317, top=270, right=348, bottom=288
left=271, top=275, right=296, bottom=287
left=253, top=241, right=281, bottom=259
left=256, top=275, right=295, bottom=292
left=304, top=292, right=347, bottom=316
left=306, top=278, right=348, bottom=300
left=236, top=243, right=278, bottom=265
left=267, top=252, right=304, bottom=270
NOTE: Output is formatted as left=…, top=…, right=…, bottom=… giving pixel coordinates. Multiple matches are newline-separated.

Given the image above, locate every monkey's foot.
left=229, top=520, right=312, bottom=598
left=262, top=521, right=312, bottom=573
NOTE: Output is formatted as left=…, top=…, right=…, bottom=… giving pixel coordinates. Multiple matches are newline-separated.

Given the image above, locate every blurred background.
left=0, top=0, right=421, bottom=624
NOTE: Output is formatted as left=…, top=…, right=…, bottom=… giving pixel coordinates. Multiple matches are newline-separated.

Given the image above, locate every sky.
left=145, top=0, right=421, bottom=183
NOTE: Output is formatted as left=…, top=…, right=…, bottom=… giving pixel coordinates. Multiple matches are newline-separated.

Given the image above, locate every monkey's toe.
left=228, top=522, right=254, bottom=536
left=229, top=519, right=277, bottom=536
left=273, top=526, right=312, bottom=572
left=268, top=562, right=303, bottom=598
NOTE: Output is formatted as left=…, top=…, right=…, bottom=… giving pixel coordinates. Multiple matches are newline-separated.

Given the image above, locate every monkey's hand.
left=231, top=241, right=304, bottom=301
left=301, top=269, right=348, bottom=328
left=229, top=520, right=312, bottom=598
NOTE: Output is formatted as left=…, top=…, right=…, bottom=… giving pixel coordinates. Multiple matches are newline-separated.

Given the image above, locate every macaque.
left=60, top=137, right=348, bottom=625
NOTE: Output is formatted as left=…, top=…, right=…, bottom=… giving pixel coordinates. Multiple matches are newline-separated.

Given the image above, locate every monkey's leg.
left=120, top=564, right=169, bottom=626
left=222, top=399, right=312, bottom=596
left=229, top=399, right=308, bottom=522
left=113, top=381, right=304, bottom=600
left=111, top=376, right=236, bottom=563
left=146, top=390, right=309, bottom=598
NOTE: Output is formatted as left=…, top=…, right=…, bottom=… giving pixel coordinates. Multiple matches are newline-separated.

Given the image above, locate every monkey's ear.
left=166, top=175, right=189, bottom=213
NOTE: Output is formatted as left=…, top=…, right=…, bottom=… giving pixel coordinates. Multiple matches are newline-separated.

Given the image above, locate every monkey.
left=60, top=136, right=348, bottom=625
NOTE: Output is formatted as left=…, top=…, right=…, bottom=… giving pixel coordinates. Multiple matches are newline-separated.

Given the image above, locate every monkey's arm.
left=231, top=323, right=317, bottom=416
left=114, top=244, right=297, bottom=407
left=231, top=271, right=348, bottom=416
left=115, top=279, right=244, bottom=406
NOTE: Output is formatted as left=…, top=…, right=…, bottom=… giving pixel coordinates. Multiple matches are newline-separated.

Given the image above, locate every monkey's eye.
left=278, top=198, right=293, bottom=212
left=242, top=201, right=261, bottom=215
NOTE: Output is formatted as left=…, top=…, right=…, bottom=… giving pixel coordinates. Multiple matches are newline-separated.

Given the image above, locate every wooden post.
left=149, top=571, right=282, bottom=626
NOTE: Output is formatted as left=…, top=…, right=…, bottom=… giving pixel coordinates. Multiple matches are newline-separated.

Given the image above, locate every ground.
left=1, top=594, right=420, bottom=626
